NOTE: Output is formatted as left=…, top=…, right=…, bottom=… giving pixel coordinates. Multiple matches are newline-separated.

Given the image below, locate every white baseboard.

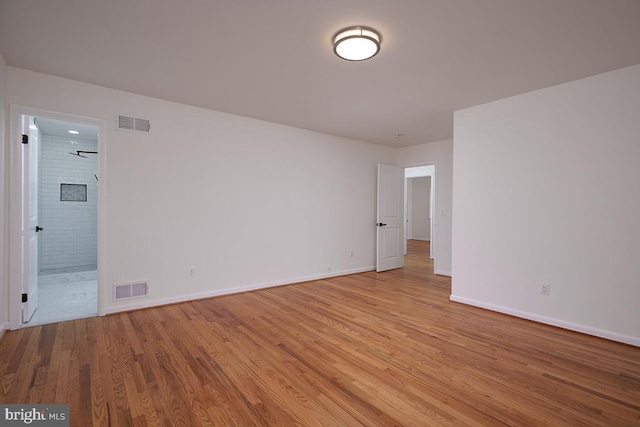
left=434, top=269, right=452, bottom=276
left=105, top=266, right=376, bottom=315
left=450, top=294, right=640, bottom=347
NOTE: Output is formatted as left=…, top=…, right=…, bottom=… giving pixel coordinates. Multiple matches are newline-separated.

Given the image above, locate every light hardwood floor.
left=1, top=240, right=639, bottom=426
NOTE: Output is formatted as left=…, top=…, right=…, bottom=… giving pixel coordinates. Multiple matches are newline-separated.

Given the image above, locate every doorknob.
left=35, top=226, right=44, bottom=232
left=376, top=223, right=387, bottom=227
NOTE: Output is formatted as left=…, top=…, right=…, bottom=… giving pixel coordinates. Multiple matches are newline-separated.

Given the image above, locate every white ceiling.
left=1, top=0, right=639, bottom=147
left=35, top=117, right=98, bottom=141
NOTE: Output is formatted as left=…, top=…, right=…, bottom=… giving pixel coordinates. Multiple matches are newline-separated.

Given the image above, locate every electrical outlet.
left=350, top=250, right=354, bottom=258
left=539, top=282, right=550, bottom=296
left=188, top=266, right=196, bottom=278
left=327, top=265, right=332, bottom=273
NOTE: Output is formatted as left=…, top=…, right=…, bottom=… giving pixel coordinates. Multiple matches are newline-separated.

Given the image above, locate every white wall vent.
left=112, top=280, right=149, bottom=301
left=116, top=114, right=151, bottom=133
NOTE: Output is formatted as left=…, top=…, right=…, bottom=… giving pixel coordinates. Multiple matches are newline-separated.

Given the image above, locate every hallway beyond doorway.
left=405, top=239, right=433, bottom=273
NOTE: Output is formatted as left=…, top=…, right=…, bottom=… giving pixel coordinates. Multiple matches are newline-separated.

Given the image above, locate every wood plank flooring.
left=1, top=240, right=639, bottom=426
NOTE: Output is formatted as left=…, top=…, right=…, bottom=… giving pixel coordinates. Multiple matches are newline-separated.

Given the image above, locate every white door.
left=22, top=115, right=39, bottom=323
left=376, top=164, right=404, bottom=272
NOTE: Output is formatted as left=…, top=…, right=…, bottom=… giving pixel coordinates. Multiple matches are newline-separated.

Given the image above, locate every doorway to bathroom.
left=17, top=114, right=99, bottom=325
left=10, top=106, right=106, bottom=329
left=30, top=117, right=99, bottom=324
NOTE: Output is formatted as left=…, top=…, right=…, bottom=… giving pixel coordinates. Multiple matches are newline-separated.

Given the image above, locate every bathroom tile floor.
left=27, top=271, right=98, bottom=325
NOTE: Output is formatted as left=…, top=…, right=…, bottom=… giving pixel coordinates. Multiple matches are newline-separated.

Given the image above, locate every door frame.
left=404, top=163, right=437, bottom=265
left=9, top=104, right=108, bottom=329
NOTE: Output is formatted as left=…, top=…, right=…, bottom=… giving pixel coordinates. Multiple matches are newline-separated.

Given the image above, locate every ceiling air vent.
left=113, top=280, right=149, bottom=301
left=116, top=114, right=151, bottom=133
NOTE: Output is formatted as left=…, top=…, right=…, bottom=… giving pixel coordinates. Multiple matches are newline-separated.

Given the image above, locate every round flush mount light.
left=333, top=26, right=381, bottom=61
left=68, top=130, right=79, bottom=135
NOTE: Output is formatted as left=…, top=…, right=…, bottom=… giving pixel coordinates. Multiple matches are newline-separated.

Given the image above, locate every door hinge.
left=22, top=134, right=28, bottom=144
left=21, top=293, right=28, bottom=303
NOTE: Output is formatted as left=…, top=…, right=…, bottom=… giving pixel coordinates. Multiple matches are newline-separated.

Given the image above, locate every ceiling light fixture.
left=333, top=26, right=381, bottom=61
left=68, top=130, right=79, bottom=135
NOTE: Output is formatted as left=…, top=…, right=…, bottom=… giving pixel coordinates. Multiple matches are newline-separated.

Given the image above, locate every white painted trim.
left=8, top=104, right=108, bottom=329
left=403, top=162, right=438, bottom=264
left=434, top=269, right=451, bottom=276
left=450, top=294, right=640, bottom=347
left=105, top=266, right=376, bottom=315
left=8, top=106, right=22, bottom=329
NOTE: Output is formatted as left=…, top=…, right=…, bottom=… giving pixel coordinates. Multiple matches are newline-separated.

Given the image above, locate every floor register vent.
left=116, top=114, right=151, bottom=133
left=113, top=280, right=149, bottom=301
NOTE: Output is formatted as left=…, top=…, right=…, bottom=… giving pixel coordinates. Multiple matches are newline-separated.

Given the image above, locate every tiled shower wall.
left=39, top=135, right=98, bottom=274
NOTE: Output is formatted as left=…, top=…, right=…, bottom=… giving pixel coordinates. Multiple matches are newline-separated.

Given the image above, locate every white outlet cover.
left=539, top=282, right=550, bottom=295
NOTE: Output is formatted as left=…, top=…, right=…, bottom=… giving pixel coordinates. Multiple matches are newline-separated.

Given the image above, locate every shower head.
left=69, top=150, right=97, bottom=158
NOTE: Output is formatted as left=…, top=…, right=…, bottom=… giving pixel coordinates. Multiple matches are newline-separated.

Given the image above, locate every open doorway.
left=10, top=106, right=105, bottom=328
left=407, top=176, right=431, bottom=242
left=404, top=165, right=436, bottom=264
left=33, top=117, right=98, bottom=324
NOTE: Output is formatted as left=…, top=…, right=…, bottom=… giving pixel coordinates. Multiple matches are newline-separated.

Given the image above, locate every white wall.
left=452, top=64, right=640, bottom=346
left=405, top=165, right=434, bottom=178
left=7, top=67, right=396, bottom=316
left=398, top=139, right=453, bottom=275
left=39, top=134, right=98, bottom=273
left=0, top=53, right=7, bottom=336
